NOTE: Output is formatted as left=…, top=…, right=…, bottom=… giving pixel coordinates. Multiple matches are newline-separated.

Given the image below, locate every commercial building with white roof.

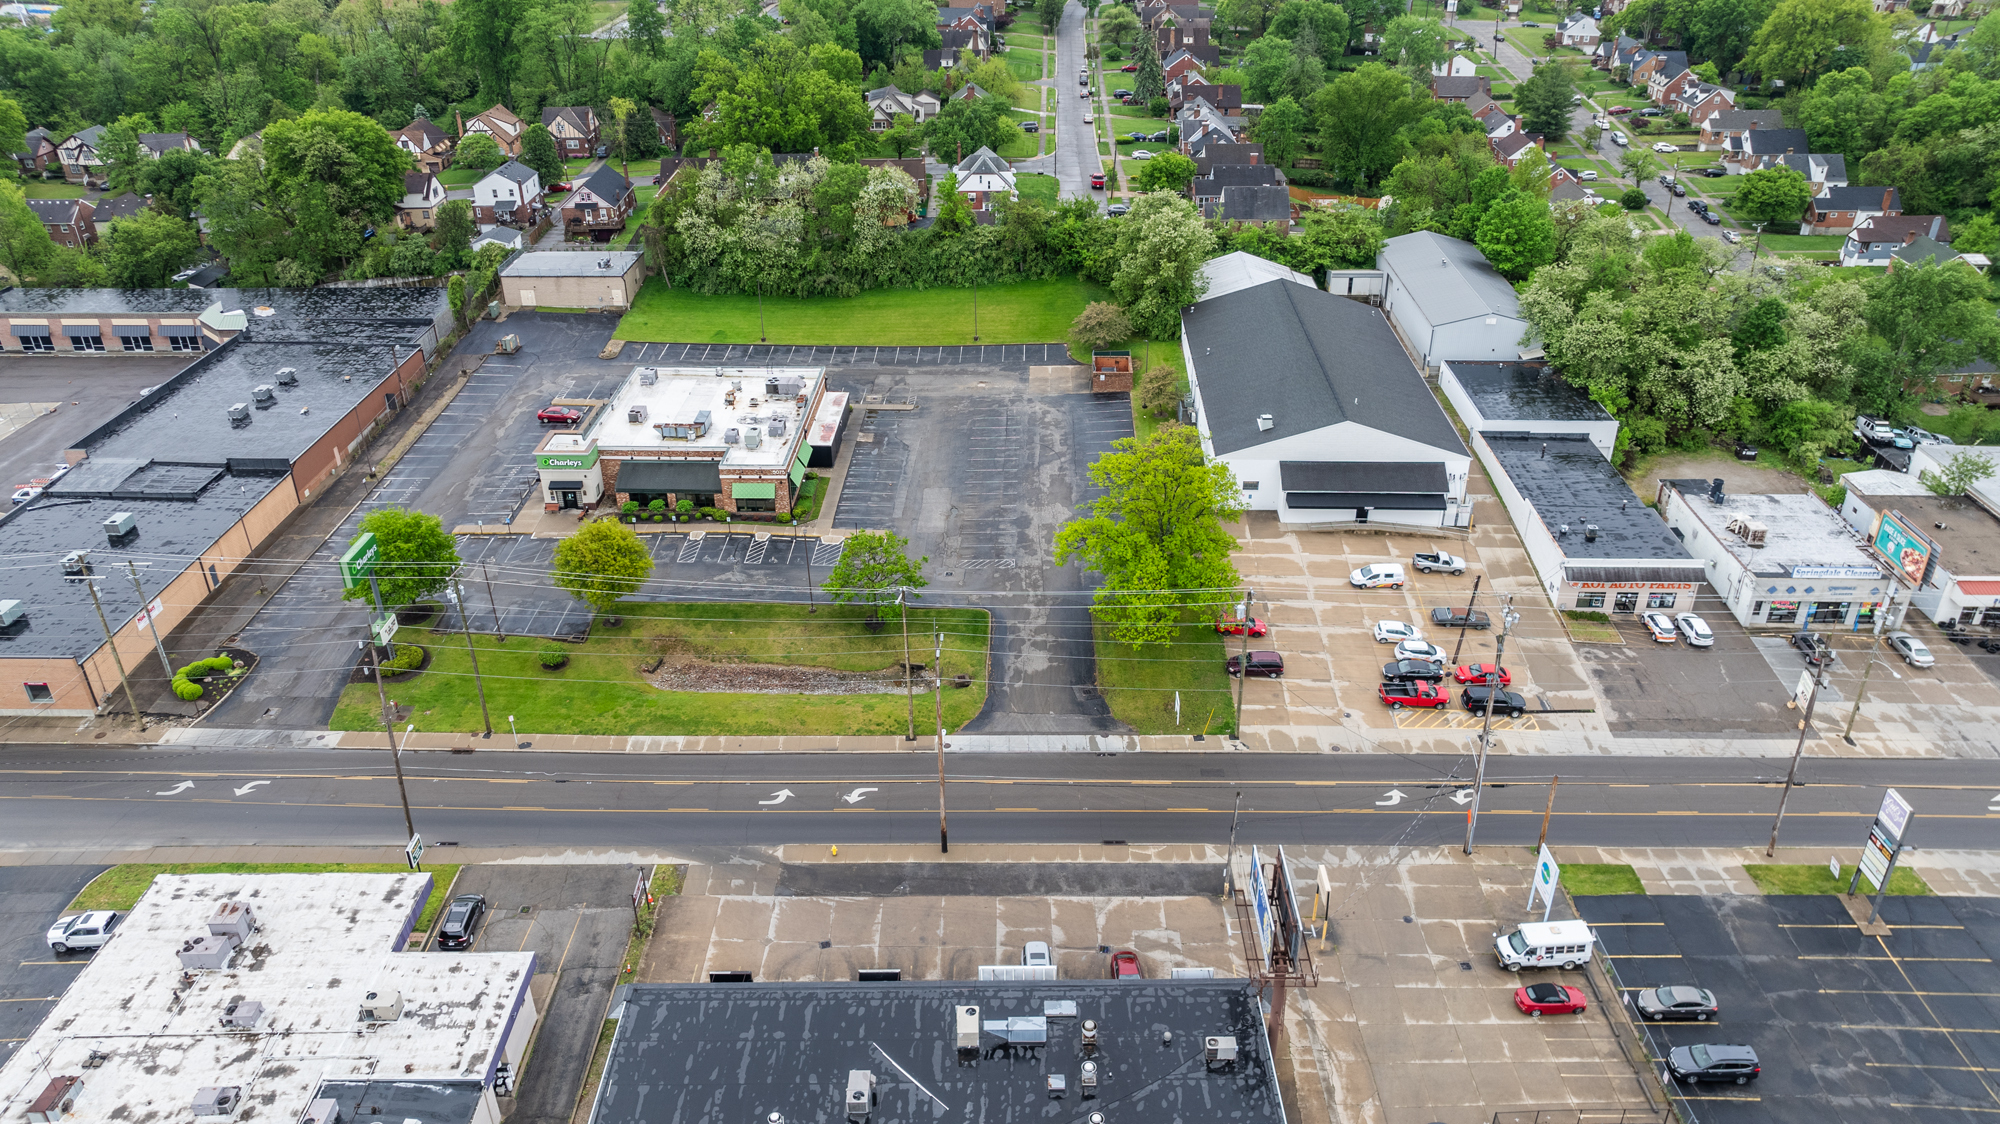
left=0, top=873, right=537, bottom=1124
left=1378, top=231, right=1531, bottom=368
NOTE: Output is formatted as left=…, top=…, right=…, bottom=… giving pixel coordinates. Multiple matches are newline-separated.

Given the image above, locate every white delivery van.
left=1495, top=919, right=1597, bottom=971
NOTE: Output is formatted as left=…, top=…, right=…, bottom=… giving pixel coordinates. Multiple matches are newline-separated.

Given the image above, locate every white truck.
left=1494, top=919, right=1597, bottom=971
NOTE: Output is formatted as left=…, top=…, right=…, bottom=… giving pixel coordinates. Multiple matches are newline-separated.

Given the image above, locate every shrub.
left=675, top=498, right=693, bottom=515
left=1137, top=364, right=1180, bottom=417
left=621, top=499, right=639, bottom=515
left=648, top=498, right=666, bottom=513
left=171, top=678, right=203, bottom=701
left=1619, top=187, right=1648, bottom=210
left=1563, top=609, right=1611, bottom=623
left=1287, top=168, right=1330, bottom=188
left=538, top=644, right=569, bottom=668
left=380, top=644, right=425, bottom=674
left=1104, top=46, right=1123, bottom=60
left=175, top=656, right=235, bottom=680
left=1147, top=96, right=1169, bottom=118
left=1068, top=301, right=1133, bottom=354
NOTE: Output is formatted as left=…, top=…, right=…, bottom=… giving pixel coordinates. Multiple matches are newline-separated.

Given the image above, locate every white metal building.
left=1195, top=250, right=1314, bottom=302
left=1656, top=478, right=1896, bottom=631
left=1378, top=231, right=1531, bottom=368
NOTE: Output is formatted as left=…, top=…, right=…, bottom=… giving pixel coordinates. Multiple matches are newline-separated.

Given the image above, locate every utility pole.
left=1464, top=597, right=1518, bottom=854
left=935, top=630, right=948, bottom=853
left=452, top=572, right=493, bottom=737
left=482, top=561, right=503, bottom=641
left=1537, top=775, right=1560, bottom=852
left=1233, top=586, right=1254, bottom=742
left=805, top=535, right=817, bottom=614
left=82, top=573, right=147, bottom=733
left=124, top=561, right=173, bottom=678
left=1449, top=574, right=1482, bottom=668
left=1223, top=789, right=1242, bottom=897
left=1842, top=581, right=1898, bottom=746
left=901, top=588, right=915, bottom=741
left=368, top=641, right=416, bottom=840
left=972, top=278, right=979, bottom=342
left=1766, top=669, right=1822, bottom=857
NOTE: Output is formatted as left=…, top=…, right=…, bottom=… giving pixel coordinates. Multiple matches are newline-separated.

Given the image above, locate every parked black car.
left=1430, top=607, right=1492, bottom=629
left=1382, top=659, right=1447, bottom=682
left=1635, top=986, right=1719, bottom=1022
left=1461, top=686, right=1527, bottom=718
left=1790, top=630, right=1837, bottom=667
left=436, top=894, right=487, bottom=950
left=1699, top=209, right=1722, bottom=224
left=1226, top=651, right=1285, bottom=678
left=1667, top=1044, right=1760, bottom=1084
left=1687, top=198, right=1709, bottom=214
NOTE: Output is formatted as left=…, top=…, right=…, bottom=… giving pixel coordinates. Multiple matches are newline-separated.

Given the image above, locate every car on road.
left=1635, top=985, right=1719, bottom=1021
left=1606, top=105, right=1633, bottom=115
left=1431, top=606, right=1491, bottom=630
left=1454, top=663, right=1511, bottom=685
left=547, top=181, right=572, bottom=194
left=1462, top=685, right=1527, bottom=718
left=1687, top=198, right=1708, bottom=214
left=48, top=910, right=120, bottom=953
left=1720, top=229, right=1740, bottom=244
left=1024, top=941, right=1051, bottom=967
left=1640, top=611, right=1679, bottom=643
left=1665, top=180, right=1686, bottom=196
left=1790, top=630, right=1837, bottom=667
left=1083, top=112, right=1093, bottom=124
left=1107, top=203, right=1129, bottom=215
left=1382, top=659, right=1447, bottom=682
left=435, top=894, right=486, bottom=950
left=1226, top=651, right=1285, bottom=678
left=1109, top=949, right=1141, bottom=979
left=538, top=405, right=583, bottom=424
left=1374, top=620, right=1422, bottom=644
left=1652, top=141, right=1678, bottom=153
left=1637, top=107, right=1666, bottom=117
left=1515, top=982, right=1588, bottom=1017
left=1412, top=550, right=1465, bottom=575
left=594, top=144, right=609, bottom=158
left=1079, top=74, right=1089, bottom=85
left=1395, top=638, right=1444, bottom=663
left=1888, top=631, right=1934, bottom=668
left=1114, top=88, right=1133, bottom=98
left=1667, top=1044, right=1760, bottom=1084
left=1215, top=617, right=1268, bottom=637
left=1521, top=19, right=1539, bottom=25
left=1577, top=169, right=1597, bottom=181
left=1698, top=166, right=1726, bottom=176
left=1379, top=680, right=1449, bottom=709
left=1674, top=613, right=1714, bottom=647
left=1130, top=149, right=1153, bottom=159
left=1121, top=63, right=1139, bottom=71
left=1698, top=208, right=1721, bottom=224
left=1090, top=172, right=1105, bottom=189
left=1610, top=132, right=1628, bottom=146
left=1350, top=563, right=1406, bottom=589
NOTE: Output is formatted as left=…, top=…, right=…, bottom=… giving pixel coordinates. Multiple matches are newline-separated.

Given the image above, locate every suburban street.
left=1052, top=0, right=1091, bottom=200
left=0, top=745, right=1992, bottom=851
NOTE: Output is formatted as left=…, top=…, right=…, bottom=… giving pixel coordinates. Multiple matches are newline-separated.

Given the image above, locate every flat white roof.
left=592, top=366, right=824, bottom=470
left=0, top=874, right=534, bottom=1124
left=1669, top=484, right=1883, bottom=578
left=543, top=432, right=591, bottom=452
left=499, top=250, right=641, bottom=277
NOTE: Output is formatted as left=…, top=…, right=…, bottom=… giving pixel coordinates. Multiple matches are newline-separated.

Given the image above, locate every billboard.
left=1872, top=511, right=1934, bottom=587
left=1247, top=846, right=1272, bottom=965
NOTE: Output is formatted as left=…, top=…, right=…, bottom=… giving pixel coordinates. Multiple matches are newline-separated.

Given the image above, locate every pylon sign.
left=340, top=533, right=379, bottom=591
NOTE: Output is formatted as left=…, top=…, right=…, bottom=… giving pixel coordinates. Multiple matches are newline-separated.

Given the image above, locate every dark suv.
left=1790, top=630, right=1837, bottom=667
left=1462, top=686, right=1527, bottom=718
left=1226, top=651, right=1285, bottom=678
left=1668, top=1044, right=1760, bottom=1084
left=436, top=894, right=487, bottom=950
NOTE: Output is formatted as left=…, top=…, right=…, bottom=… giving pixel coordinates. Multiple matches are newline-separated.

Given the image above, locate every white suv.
left=48, top=910, right=121, bottom=953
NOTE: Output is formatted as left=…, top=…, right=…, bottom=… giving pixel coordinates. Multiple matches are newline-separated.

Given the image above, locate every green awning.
left=789, top=458, right=806, bottom=487
left=732, top=481, right=776, bottom=499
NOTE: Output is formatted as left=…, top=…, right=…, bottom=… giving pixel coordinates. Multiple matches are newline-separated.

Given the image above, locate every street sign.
left=1829, top=854, right=1841, bottom=881
left=340, top=533, right=379, bottom=591
left=132, top=596, right=164, bottom=629
left=404, top=833, right=424, bottom=870
left=372, top=614, right=399, bottom=646
left=1792, top=669, right=1816, bottom=712
left=1859, top=823, right=1895, bottom=890
left=1876, top=788, right=1913, bottom=842
left=1529, top=844, right=1560, bottom=920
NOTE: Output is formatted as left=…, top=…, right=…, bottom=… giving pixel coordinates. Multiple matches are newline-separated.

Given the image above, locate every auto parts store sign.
left=537, top=449, right=600, bottom=470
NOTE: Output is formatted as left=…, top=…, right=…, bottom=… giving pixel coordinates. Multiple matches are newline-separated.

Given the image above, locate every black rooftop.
left=594, top=980, right=1283, bottom=1124
left=1451, top=362, right=1613, bottom=423
left=1486, top=435, right=1693, bottom=561
left=313, top=1079, right=485, bottom=1124
left=0, top=286, right=447, bottom=338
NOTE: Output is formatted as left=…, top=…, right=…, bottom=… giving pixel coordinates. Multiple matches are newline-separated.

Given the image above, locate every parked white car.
left=1373, top=620, right=1422, bottom=644
left=48, top=911, right=121, bottom=953
left=1652, top=141, right=1678, bottom=153
left=1023, top=941, right=1051, bottom=967
left=1349, top=563, right=1407, bottom=589
left=1130, top=149, right=1153, bottom=160
left=1674, top=613, right=1714, bottom=648
left=1577, top=170, right=1597, bottom=181
left=1610, top=132, right=1629, bottom=146
left=1395, top=639, right=1444, bottom=663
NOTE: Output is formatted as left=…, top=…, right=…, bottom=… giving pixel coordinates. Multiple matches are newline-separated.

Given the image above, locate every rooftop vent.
left=1708, top=477, right=1725, bottom=503
left=1725, top=515, right=1768, bottom=546
left=220, top=1000, right=262, bottom=1029
left=597, top=258, right=612, bottom=270
left=251, top=384, right=275, bottom=403
left=956, top=1005, right=980, bottom=1051
left=191, top=1086, right=240, bottom=1117
left=0, top=600, right=23, bottom=627
left=61, top=551, right=89, bottom=579
left=301, top=1099, right=342, bottom=1124
left=177, top=933, right=238, bottom=970
left=25, top=1076, right=82, bottom=1124
left=984, top=1016, right=1048, bottom=1045
left=208, top=902, right=255, bottom=940
left=1256, top=414, right=1274, bottom=431
left=251, top=305, right=276, bottom=317
left=1086, top=1115, right=1106, bottom=1124
left=82, top=1052, right=108, bottom=1070
left=1583, top=524, right=1599, bottom=543
left=1080, top=1019, right=1098, bottom=1053
left=724, top=428, right=740, bottom=445
left=104, top=512, right=137, bottom=540
left=275, top=367, right=298, bottom=386
left=1080, top=1060, right=1099, bottom=1089
left=359, top=988, right=402, bottom=1022
left=844, top=1071, right=876, bottom=1121
left=227, top=403, right=250, bottom=424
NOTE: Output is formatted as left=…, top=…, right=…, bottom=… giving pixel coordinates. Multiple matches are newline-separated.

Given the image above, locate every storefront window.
left=1809, top=602, right=1848, bottom=624
left=1982, top=607, right=2000, bottom=628
left=1856, top=602, right=1877, bottom=627
left=1576, top=592, right=1605, bottom=609
left=1613, top=592, right=1639, bottom=613
left=1767, top=601, right=1799, bottom=624
left=1752, top=602, right=1765, bottom=618
left=1646, top=592, right=1677, bottom=609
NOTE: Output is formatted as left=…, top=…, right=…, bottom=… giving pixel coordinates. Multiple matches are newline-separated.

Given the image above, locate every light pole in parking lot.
left=1463, top=596, right=1519, bottom=855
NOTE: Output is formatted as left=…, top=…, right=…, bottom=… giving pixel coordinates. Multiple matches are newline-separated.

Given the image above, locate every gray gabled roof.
left=1742, top=128, right=1809, bottom=155
left=1182, top=279, right=1466, bottom=458
left=955, top=146, right=1008, bottom=175
left=1889, top=235, right=1959, bottom=266
left=575, top=165, right=632, bottom=201
left=483, top=159, right=537, bottom=185
left=1206, top=185, right=1291, bottom=222
left=1379, top=231, right=1523, bottom=328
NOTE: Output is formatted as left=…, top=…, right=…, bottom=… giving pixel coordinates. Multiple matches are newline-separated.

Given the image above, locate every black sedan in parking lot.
left=1461, top=686, right=1527, bottom=718
left=1382, top=659, right=1447, bottom=682
left=1635, top=985, right=1719, bottom=1021
left=1668, top=1044, right=1760, bottom=1084
left=436, top=894, right=487, bottom=950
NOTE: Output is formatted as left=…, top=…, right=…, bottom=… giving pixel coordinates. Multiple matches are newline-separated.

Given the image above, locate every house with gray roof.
left=1180, top=279, right=1472, bottom=529
left=1379, top=231, right=1530, bottom=368
left=1203, top=185, right=1292, bottom=224
left=473, top=159, right=542, bottom=225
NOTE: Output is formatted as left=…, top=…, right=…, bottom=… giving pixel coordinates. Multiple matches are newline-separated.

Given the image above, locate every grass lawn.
left=1759, top=234, right=1844, bottom=254
left=604, top=185, right=662, bottom=247
left=616, top=276, right=1106, bottom=344
left=997, top=128, right=1038, bottom=159
left=331, top=603, right=991, bottom=737
left=1561, top=610, right=1621, bottom=643
left=1092, top=620, right=1237, bottom=735
left=438, top=168, right=483, bottom=186
left=73, top=864, right=461, bottom=929
left=1564, top=864, right=1645, bottom=896
left=589, top=0, right=622, bottom=28
left=1004, top=47, right=1044, bottom=81
left=1016, top=173, right=1058, bottom=208
left=614, top=158, right=663, bottom=180
left=1743, top=864, right=1931, bottom=896
left=564, top=157, right=595, bottom=174
left=23, top=182, right=84, bottom=198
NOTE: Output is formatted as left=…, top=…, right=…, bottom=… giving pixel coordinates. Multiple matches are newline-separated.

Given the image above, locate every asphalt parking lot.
left=0, top=355, right=187, bottom=495
left=1581, top=599, right=1802, bottom=738
left=0, top=866, right=104, bottom=1067
left=1579, top=893, right=2000, bottom=1124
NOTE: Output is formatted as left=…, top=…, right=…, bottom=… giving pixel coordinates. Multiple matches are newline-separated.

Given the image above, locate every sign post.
left=1846, top=788, right=1914, bottom=925
left=404, top=833, right=424, bottom=871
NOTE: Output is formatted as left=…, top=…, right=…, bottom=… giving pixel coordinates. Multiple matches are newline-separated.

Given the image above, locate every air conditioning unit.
left=301, top=1099, right=342, bottom=1124
left=208, top=901, right=255, bottom=939
left=177, top=933, right=238, bottom=970
left=0, top=600, right=22, bottom=627
left=628, top=405, right=649, bottom=423
left=744, top=427, right=761, bottom=450
left=104, top=512, right=137, bottom=539
left=25, top=1076, right=81, bottom=1123
left=251, top=384, right=275, bottom=403
left=220, top=1000, right=262, bottom=1029
left=275, top=367, right=298, bottom=386
left=227, top=403, right=250, bottom=423
left=1205, top=1036, right=1238, bottom=1062
left=723, top=428, right=740, bottom=445
left=358, top=988, right=403, bottom=1022
left=191, top=1086, right=241, bottom=1117
left=844, top=1071, right=875, bottom=1121
left=638, top=369, right=658, bottom=386
left=768, top=418, right=786, bottom=437
left=62, top=551, right=89, bottom=579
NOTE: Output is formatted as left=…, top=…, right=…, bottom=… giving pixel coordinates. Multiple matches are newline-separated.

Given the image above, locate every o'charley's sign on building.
left=537, top=448, right=600, bottom=470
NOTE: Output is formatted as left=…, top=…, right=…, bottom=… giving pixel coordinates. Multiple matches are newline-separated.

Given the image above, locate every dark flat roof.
left=312, top=1080, right=484, bottom=1124
left=1451, top=361, right=1613, bottom=423
left=1486, top=435, right=1692, bottom=562
left=595, top=981, right=1283, bottom=1124
left=0, top=286, right=448, bottom=337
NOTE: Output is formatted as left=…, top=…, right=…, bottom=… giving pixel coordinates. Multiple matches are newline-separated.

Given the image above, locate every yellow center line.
left=1871, top=1064, right=1998, bottom=1073
left=1804, top=956, right=1993, bottom=962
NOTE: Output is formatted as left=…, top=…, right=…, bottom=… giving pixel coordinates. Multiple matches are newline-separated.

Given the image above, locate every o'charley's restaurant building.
left=534, top=365, right=847, bottom=517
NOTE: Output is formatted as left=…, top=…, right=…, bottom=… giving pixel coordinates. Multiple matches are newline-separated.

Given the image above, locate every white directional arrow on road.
left=1450, top=789, right=1475, bottom=806
left=1990, top=792, right=2000, bottom=811
left=233, top=781, right=272, bottom=796
left=839, top=787, right=879, bottom=805
left=1375, top=789, right=1408, bottom=806
left=758, top=789, right=796, bottom=805
left=155, top=781, right=194, bottom=795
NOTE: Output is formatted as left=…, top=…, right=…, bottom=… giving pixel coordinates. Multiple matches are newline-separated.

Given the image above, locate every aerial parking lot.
left=1579, top=892, right=2000, bottom=1124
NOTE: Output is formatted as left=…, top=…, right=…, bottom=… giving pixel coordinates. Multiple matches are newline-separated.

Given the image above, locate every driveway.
left=0, top=867, right=106, bottom=1068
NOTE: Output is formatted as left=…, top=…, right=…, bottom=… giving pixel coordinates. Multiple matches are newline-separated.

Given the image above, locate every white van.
left=1494, top=920, right=1597, bottom=971
left=1349, top=563, right=1407, bottom=589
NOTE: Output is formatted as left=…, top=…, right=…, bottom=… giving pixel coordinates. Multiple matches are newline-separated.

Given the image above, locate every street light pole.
left=1766, top=669, right=1822, bottom=857
left=901, top=588, right=915, bottom=741
left=452, top=572, right=493, bottom=737
left=1463, top=598, right=1518, bottom=854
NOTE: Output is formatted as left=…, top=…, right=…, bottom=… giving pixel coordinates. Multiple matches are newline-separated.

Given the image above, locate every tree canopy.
left=340, top=508, right=462, bottom=609
left=551, top=520, right=654, bottom=613
left=822, top=529, right=927, bottom=625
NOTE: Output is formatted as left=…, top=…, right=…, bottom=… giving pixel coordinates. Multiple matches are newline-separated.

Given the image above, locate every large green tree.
left=1053, top=426, right=1244, bottom=645
left=262, top=108, right=414, bottom=224
left=924, top=94, right=1012, bottom=163
left=822, top=529, right=928, bottom=627
left=1515, top=61, right=1578, bottom=143
left=1268, top=0, right=1349, bottom=67
left=1097, top=5, right=1142, bottom=51
left=1133, top=28, right=1166, bottom=100
left=519, top=123, right=564, bottom=186
left=1251, top=96, right=1307, bottom=169
left=137, top=148, right=214, bottom=221
left=1732, top=166, right=1815, bottom=226
left=550, top=520, right=654, bottom=614
left=1241, top=35, right=1324, bottom=104
left=1381, top=15, right=1449, bottom=78
left=1856, top=261, right=2000, bottom=410
left=1742, top=0, right=1885, bottom=85
left=1475, top=189, right=1556, bottom=281
left=1110, top=192, right=1215, bottom=339
left=341, top=508, right=463, bottom=609
left=434, top=199, right=475, bottom=270
left=98, top=113, right=154, bottom=194
left=453, top=134, right=506, bottom=173
left=102, top=211, right=203, bottom=287
left=0, top=180, right=53, bottom=284
left=694, top=39, right=871, bottom=153
left=1135, top=151, right=1199, bottom=192
left=1310, top=63, right=1428, bottom=192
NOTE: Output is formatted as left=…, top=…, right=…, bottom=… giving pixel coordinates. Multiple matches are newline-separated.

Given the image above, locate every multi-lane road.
left=3, top=745, right=1993, bottom=852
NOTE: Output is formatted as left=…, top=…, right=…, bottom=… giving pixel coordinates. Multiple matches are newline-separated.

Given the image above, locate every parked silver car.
left=1887, top=631, right=1934, bottom=668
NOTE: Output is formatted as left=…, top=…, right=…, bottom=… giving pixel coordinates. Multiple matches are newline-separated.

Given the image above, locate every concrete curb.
left=153, top=727, right=1236, bottom=753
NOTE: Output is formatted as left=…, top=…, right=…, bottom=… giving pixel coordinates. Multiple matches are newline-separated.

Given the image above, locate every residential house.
left=27, top=198, right=95, bottom=248
left=56, top=125, right=105, bottom=184
left=1191, top=141, right=1262, bottom=175
left=1490, top=130, right=1544, bottom=169
left=861, top=157, right=931, bottom=211
left=1379, top=230, right=1533, bottom=367
left=473, top=159, right=543, bottom=225
left=1764, top=152, right=1848, bottom=194
left=1432, top=54, right=1478, bottom=77
left=137, top=133, right=200, bottom=158
left=1840, top=214, right=1950, bottom=266
left=226, top=132, right=262, bottom=162
left=950, top=83, right=989, bottom=102
left=561, top=165, right=636, bottom=242
left=458, top=105, right=526, bottom=156
left=1930, top=0, right=1966, bottom=15
left=542, top=106, right=601, bottom=158
left=1431, top=74, right=1493, bottom=103
left=1724, top=126, right=1810, bottom=174
left=1177, top=100, right=1242, bottom=152
left=470, top=225, right=525, bottom=254
left=1872, top=0, right=1908, bottom=11
left=1481, top=107, right=1518, bottom=137
left=1668, top=81, right=1734, bottom=122
left=1892, top=237, right=1984, bottom=273
left=1174, top=82, right=1242, bottom=113
left=1594, top=33, right=1644, bottom=71
left=1698, top=108, right=1784, bottom=151
left=1804, top=185, right=1902, bottom=235
left=1633, top=51, right=1688, bottom=100
left=1192, top=162, right=1284, bottom=209
left=1556, top=12, right=1599, bottom=46
left=935, top=4, right=995, bottom=33
left=1204, top=185, right=1293, bottom=224
left=952, top=146, right=1014, bottom=210
left=1162, top=48, right=1207, bottom=84
left=397, top=171, right=448, bottom=231
left=393, top=117, right=453, bottom=173
left=12, top=126, right=54, bottom=176
left=1465, top=95, right=1503, bottom=121
left=89, top=191, right=148, bottom=239
left=649, top=107, right=679, bottom=152
left=866, top=86, right=942, bottom=130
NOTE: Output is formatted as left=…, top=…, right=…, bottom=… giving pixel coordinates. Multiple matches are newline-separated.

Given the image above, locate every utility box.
left=955, top=1005, right=980, bottom=1051
left=26, top=1076, right=81, bottom=1123
left=207, top=902, right=255, bottom=940
left=496, top=334, right=522, bottom=355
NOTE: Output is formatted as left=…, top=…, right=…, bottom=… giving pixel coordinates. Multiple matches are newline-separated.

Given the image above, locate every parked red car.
left=537, top=405, right=584, bottom=424
left=1378, top=680, right=1449, bottom=709
left=1606, top=105, right=1633, bottom=115
left=1120, top=63, right=1139, bottom=71
left=1215, top=617, right=1268, bottom=637
left=1091, top=172, right=1106, bottom=189
left=1453, top=663, right=1512, bottom=685
left=1110, top=950, right=1141, bottom=979
left=1515, top=982, right=1588, bottom=1017
left=547, top=182, right=572, bottom=193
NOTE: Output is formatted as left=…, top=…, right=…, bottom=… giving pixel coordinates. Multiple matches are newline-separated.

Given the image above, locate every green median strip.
left=1743, top=864, right=1931, bottom=896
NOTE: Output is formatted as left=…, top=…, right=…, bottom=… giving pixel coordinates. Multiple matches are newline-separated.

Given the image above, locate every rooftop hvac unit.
left=639, top=369, right=658, bottom=386
left=844, top=1071, right=876, bottom=1121
left=1725, top=515, right=1768, bottom=546
left=191, top=1086, right=240, bottom=1117
left=301, top=1099, right=342, bottom=1124
left=25, top=1075, right=81, bottom=1124
left=1257, top=414, right=1274, bottom=431
left=358, top=988, right=402, bottom=1022
left=61, top=551, right=89, bottom=578
left=628, top=404, right=649, bottom=423
left=0, top=600, right=22, bottom=627
left=220, top=1000, right=262, bottom=1029
left=251, top=384, right=275, bottom=403
left=724, top=428, right=740, bottom=445
left=177, top=933, right=238, bottom=970
left=955, top=1005, right=980, bottom=1051
left=1043, top=1000, right=1077, bottom=1018
left=227, top=403, right=250, bottom=423
left=275, top=367, right=298, bottom=386
left=1583, top=524, right=1599, bottom=542
left=984, top=1016, right=1048, bottom=1045
left=744, top=427, right=761, bottom=450
left=1206, top=1036, right=1238, bottom=1062
left=775, top=378, right=803, bottom=399
left=208, top=902, right=255, bottom=939
left=104, top=512, right=137, bottom=539
left=768, top=418, right=786, bottom=437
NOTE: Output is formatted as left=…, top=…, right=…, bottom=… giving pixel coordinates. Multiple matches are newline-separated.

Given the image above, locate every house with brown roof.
left=458, top=105, right=525, bottom=156
left=1490, top=130, right=1544, bottom=168
left=393, top=117, right=453, bottom=172
left=1805, top=186, right=1902, bottom=235
left=1431, top=75, right=1493, bottom=103
left=397, top=171, right=448, bottom=231
left=649, top=107, right=679, bottom=152
left=28, top=198, right=95, bottom=248
left=542, top=106, right=601, bottom=158
left=1162, top=48, right=1206, bottom=83
left=12, top=127, right=55, bottom=176
left=1840, top=215, right=1950, bottom=266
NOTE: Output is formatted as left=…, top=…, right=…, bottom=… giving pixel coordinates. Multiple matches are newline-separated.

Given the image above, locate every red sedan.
left=1215, top=617, right=1268, bottom=637
left=538, top=405, right=584, bottom=424
left=1453, top=663, right=1512, bottom=685
left=1606, top=105, right=1633, bottom=115
left=1110, top=950, right=1141, bottom=979
left=1515, top=982, right=1588, bottom=1017
left=1120, top=63, right=1139, bottom=71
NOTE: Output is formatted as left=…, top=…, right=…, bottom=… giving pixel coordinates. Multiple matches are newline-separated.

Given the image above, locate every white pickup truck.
left=1412, top=551, right=1466, bottom=575
left=48, top=910, right=121, bottom=953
